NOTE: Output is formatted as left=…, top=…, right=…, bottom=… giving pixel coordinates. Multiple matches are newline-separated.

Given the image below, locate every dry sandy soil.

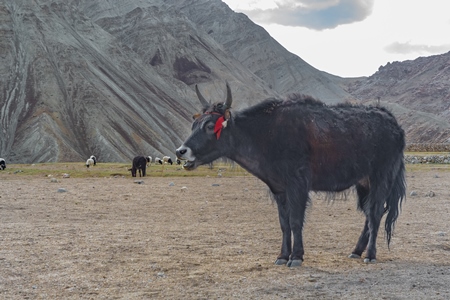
left=1, top=167, right=449, bottom=299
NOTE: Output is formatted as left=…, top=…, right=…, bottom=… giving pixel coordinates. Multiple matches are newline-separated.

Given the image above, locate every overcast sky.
left=222, top=0, right=450, bottom=78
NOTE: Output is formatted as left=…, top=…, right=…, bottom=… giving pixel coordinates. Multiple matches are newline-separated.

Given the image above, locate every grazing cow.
left=0, top=158, right=6, bottom=170
left=163, top=156, right=173, bottom=165
left=131, top=156, right=147, bottom=177
left=90, top=155, right=97, bottom=166
left=146, top=156, right=152, bottom=166
left=176, top=83, right=406, bottom=267
left=85, top=158, right=95, bottom=168
left=155, top=157, right=163, bottom=164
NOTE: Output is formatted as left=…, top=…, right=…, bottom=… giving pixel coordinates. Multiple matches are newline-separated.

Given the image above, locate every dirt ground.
left=1, top=167, right=449, bottom=299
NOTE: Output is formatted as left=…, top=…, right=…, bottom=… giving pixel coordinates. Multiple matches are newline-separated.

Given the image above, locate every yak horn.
left=195, top=85, right=210, bottom=108
left=225, top=82, right=232, bottom=108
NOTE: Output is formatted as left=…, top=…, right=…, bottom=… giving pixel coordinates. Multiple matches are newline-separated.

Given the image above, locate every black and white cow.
left=86, top=158, right=95, bottom=168
left=163, top=156, right=173, bottom=165
left=0, top=158, right=6, bottom=170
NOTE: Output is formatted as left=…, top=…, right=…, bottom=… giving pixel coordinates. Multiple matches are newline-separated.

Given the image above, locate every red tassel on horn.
left=214, top=116, right=225, bottom=140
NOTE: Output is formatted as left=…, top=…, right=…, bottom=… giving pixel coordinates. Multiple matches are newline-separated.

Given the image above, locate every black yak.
left=176, top=83, right=406, bottom=267
left=131, top=156, right=147, bottom=177
left=0, top=158, right=6, bottom=170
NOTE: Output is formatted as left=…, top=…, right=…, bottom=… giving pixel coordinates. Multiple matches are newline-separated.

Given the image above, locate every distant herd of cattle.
left=83, top=154, right=181, bottom=177
left=129, top=155, right=180, bottom=177
left=0, top=155, right=178, bottom=177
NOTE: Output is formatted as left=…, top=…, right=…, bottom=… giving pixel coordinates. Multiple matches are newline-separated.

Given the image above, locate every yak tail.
left=384, top=159, right=406, bottom=247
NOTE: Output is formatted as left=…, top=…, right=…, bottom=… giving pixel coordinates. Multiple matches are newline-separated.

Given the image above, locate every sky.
left=221, top=0, right=450, bottom=78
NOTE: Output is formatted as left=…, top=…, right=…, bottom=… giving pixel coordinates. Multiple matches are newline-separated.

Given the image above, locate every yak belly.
left=309, top=141, right=369, bottom=192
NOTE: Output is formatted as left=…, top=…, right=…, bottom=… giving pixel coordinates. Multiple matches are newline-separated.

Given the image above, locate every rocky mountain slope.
left=344, top=52, right=450, bottom=143
left=0, top=0, right=277, bottom=163
left=168, top=0, right=350, bottom=103
left=0, top=0, right=448, bottom=163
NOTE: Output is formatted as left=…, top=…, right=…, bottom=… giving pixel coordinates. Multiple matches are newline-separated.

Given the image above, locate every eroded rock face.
left=168, top=0, right=352, bottom=103
left=0, top=0, right=275, bottom=163
left=1, top=1, right=178, bottom=162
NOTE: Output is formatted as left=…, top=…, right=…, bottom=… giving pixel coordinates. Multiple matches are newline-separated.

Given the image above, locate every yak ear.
left=195, top=85, right=210, bottom=108
left=192, top=113, right=201, bottom=120
left=224, top=109, right=231, bottom=120
left=224, top=82, right=232, bottom=109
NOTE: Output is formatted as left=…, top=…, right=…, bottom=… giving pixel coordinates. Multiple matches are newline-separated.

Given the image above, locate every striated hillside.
left=344, top=52, right=450, bottom=143
left=0, top=0, right=277, bottom=163
left=0, top=0, right=449, bottom=163
left=167, top=0, right=351, bottom=103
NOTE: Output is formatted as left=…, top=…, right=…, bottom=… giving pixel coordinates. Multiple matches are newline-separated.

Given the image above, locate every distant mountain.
left=344, top=52, right=450, bottom=143
left=169, top=0, right=351, bottom=102
left=0, top=0, right=277, bottom=163
left=0, top=0, right=448, bottom=163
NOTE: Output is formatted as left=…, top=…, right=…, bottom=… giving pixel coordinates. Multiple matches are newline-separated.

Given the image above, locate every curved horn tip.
left=225, top=82, right=232, bottom=108
left=195, top=84, right=209, bottom=107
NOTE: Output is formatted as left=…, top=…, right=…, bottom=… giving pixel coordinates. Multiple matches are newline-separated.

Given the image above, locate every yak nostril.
left=179, top=149, right=187, bottom=155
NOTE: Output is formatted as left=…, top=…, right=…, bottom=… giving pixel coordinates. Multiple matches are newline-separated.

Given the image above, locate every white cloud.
left=385, top=42, right=450, bottom=55
left=223, top=0, right=450, bottom=77
left=236, top=0, right=374, bottom=30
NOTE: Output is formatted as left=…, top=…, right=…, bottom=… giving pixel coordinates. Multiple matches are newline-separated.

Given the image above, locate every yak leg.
left=350, top=182, right=386, bottom=263
left=349, top=183, right=370, bottom=258
left=273, top=175, right=309, bottom=267
left=349, top=220, right=369, bottom=259
left=287, top=186, right=309, bottom=267
left=364, top=190, right=386, bottom=263
left=365, top=174, right=396, bottom=263
left=274, top=193, right=291, bottom=265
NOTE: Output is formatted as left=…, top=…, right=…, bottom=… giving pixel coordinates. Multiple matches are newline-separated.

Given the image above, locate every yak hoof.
left=348, top=253, right=361, bottom=259
left=274, top=258, right=288, bottom=265
left=363, top=258, right=377, bottom=263
left=287, top=259, right=303, bottom=268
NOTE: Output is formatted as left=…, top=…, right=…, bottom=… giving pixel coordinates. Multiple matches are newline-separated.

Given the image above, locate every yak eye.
left=206, top=123, right=215, bottom=131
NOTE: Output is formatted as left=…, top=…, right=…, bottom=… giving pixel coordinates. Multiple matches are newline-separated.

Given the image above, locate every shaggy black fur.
left=177, top=90, right=406, bottom=267
left=131, top=156, right=147, bottom=177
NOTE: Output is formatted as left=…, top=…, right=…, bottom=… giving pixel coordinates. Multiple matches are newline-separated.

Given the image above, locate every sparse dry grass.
left=0, top=167, right=449, bottom=299
left=1, top=162, right=251, bottom=179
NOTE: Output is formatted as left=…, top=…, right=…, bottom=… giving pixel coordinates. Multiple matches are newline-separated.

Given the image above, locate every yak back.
left=230, top=94, right=405, bottom=192
left=233, top=94, right=404, bottom=153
